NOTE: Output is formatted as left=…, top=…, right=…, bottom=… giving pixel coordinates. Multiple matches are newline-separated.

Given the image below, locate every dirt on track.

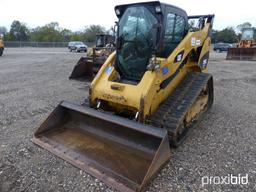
left=0, top=48, right=255, bottom=192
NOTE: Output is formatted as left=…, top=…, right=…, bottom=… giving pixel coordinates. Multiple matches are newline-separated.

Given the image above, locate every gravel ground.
left=0, top=48, right=255, bottom=192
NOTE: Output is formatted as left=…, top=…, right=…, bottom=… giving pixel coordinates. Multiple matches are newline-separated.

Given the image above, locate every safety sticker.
left=191, top=37, right=201, bottom=46
left=202, top=59, right=208, bottom=68
left=105, top=66, right=113, bottom=74
left=196, top=39, right=201, bottom=46
left=162, top=67, right=169, bottom=75
left=176, top=54, right=183, bottom=62
left=191, top=37, right=196, bottom=46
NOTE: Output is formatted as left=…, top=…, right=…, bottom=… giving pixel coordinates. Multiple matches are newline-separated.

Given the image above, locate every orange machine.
left=227, top=28, right=256, bottom=60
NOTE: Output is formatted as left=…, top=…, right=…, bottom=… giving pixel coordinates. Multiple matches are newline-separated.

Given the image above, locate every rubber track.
left=146, top=72, right=212, bottom=145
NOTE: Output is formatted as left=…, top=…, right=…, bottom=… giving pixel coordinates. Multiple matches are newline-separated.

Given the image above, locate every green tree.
left=4, top=22, right=107, bottom=42
left=60, top=29, right=72, bottom=41
left=70, top=32, right=83, bottom=41
left=212, top=27, right=238, bottom=43
left=9, top=20, right=29, bottom=41
left=0, top=26, right=7, bottom=35
left=210, top=29, right=218, bottom=43
left=83, top=25, right=106, bottom=42
left=237, top=22, right=252, bottom=33
left=30, top=22, right=63, bottom=42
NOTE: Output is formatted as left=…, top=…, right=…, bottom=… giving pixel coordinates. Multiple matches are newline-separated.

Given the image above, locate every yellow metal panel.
left=90, top=23, right=212, bottom=119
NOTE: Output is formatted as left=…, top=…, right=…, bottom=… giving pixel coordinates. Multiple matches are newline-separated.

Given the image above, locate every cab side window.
left=162, top=13, right=186, bottom=57
left=164, top=13, right=175, bottom=42
left=174, top=15, right=185, bottom=42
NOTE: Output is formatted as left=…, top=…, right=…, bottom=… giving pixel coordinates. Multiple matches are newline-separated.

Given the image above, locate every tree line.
left=0, top=21, right=109, bottom=42
left=211, top=22, right=255, bottom=43
left=0, top=20, right=255, bottom=43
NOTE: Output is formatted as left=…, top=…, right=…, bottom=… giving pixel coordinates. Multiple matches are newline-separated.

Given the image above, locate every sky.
left=1, top=0, right=255, bottom=31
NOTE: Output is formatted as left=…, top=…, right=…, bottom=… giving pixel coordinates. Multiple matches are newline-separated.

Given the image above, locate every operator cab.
left=95, top=34, right=115, bottom=47
left=114, top=1, right=188, bottom=82
left=241, top=28, right=254, bottom=40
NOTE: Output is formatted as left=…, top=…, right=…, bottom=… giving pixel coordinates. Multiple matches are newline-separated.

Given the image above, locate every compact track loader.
left=33, top=2, right=214, bottom=191
left=69, top=34, right=115, bottom=80
left=227, top=28, right=256, bottom=60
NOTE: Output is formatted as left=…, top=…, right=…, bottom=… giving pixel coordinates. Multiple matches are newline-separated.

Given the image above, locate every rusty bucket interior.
left=69, top=56, right=106, bottom=80
left=69, top=57, right=94, bottom=79
left=32, top=101, right=171, bottom=192
left=226, top=48, right=256, bottom=61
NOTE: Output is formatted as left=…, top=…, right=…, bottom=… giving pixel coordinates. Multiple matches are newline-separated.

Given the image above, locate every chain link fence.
left=4, top=41, right=95, bottom=48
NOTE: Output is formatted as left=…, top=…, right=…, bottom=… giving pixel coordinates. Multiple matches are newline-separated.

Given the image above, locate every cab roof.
left=114, top=1, right=187, bottom=19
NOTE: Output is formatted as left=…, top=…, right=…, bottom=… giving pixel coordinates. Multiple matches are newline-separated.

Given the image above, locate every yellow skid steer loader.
left=69, top=34, right=115, bottom=80
left=33, top=2, right=214, bottom=191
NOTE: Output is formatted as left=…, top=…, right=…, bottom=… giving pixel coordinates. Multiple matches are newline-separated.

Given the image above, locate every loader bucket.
left=69, top=56, right=106, bottom=80
left=226, top=48, right=256, bottom=61
left=69, top=57, right=94, bottom=80
left=32, top=101, right=171, bottom=192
